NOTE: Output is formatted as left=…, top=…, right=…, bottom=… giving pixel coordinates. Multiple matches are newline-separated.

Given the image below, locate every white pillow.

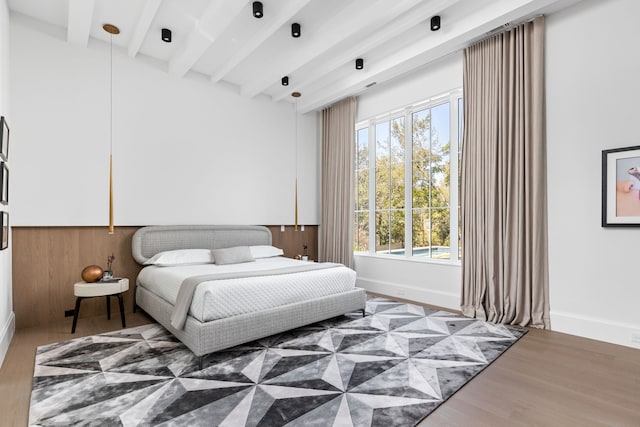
left=144, top=249, right=213, bottom=266
left=250, top=245, right=284, bottom=259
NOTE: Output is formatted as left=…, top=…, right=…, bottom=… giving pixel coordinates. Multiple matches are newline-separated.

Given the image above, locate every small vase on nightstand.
left=103, top=253, right=116, bottom=281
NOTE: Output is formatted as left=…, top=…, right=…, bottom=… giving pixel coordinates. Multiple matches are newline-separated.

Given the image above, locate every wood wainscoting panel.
left=12, top=227, right=142, bottom=329
left=267, top=225, right=318, bottom=261
left=12, top=225, right=319, bottom=329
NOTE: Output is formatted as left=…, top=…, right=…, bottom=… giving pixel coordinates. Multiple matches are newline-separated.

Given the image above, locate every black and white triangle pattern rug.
left=30, top=297, right=526, bottom=426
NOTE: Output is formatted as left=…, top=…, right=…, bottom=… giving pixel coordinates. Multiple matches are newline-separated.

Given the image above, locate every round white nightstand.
left=71, top=278, right=129, bottom=333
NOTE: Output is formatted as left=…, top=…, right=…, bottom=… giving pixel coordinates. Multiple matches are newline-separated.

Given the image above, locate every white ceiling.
left=8, top=0, right=582, bottom=113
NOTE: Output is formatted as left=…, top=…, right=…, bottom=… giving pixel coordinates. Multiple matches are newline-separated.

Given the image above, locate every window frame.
left=354, top=88, right=463, bottom=264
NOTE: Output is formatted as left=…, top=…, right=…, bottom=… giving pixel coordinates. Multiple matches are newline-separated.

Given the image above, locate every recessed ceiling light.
left=161, top=28, right=171, bottom=43
left=355, top=58, right=364, bottom=70
left=291, top=92, right=301, bottom=98
left=253, top=2, right=263, bottom=18
left=430, top=15, right=441, bottom=31
left=282, top=76, right=289, bottom=86
left=291, top=23, right=301, bottom=38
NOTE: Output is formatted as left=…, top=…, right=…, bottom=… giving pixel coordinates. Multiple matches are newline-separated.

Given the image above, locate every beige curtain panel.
left=461, top=16, right=550, bottom=329
left=319, top=97, right=357, bottom=268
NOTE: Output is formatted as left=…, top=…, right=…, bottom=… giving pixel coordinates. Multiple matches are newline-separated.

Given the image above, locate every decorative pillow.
left=250, top=245, right=284, bottom=259
left=212, top=246, right=255, bottom=265
left=144, top=249, right=213, bottom=266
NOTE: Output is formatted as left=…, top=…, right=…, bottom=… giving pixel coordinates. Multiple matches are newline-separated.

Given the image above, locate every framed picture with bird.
left=602, top=145, right=640, bottom=227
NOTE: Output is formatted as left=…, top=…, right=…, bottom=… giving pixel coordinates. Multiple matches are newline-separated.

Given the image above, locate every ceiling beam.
left=67, top=0, right=95, bottom=47
left=297, top=0, right=564, bottom=113
left=128, top=0, right=163, bottom=58
left=240, top=0, right=426, bottom=99
left=210, top=0, right=312, bottom=84
left=168, top=0, right=251, bottom=77
left=271, top=0, right=461, bottom=103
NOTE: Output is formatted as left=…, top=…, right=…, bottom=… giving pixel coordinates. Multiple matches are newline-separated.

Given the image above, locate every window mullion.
left=387, top=124, right=392, bottom=254
left=368, top=121, right=376, bottom=255
left=404, top=108, right=412, bottom=258
left=428, top=109, right=433, bottom=255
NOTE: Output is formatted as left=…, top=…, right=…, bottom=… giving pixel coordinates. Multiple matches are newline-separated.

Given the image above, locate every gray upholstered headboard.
left=131, top=225, right=272, bottom=264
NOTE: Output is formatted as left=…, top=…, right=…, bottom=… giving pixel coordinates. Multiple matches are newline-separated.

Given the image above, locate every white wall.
left=355, top=0, right=640, bottom=349
left=546, top=0, right=640, bottom=348
left=356, top=53, right=463, bottom=123
left=354, top=53, right=463, bottom=311
left=9, top=14, right=318, bottom=227
left=0, top=0, right=15, bottom=368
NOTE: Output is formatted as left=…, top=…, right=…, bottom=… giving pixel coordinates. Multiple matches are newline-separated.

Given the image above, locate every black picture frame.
left=0, top=162, right=7, bottom=205
left=0, top=211, right=7, bottom=250
left=0, top=116, right=8, bottom=162
left=602, top=145, right=640, bottom=227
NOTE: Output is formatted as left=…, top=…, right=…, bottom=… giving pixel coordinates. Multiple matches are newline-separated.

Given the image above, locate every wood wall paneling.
left=12, top=225, right=319, bottom=329
left=267, top=225, right=318, bottom=261
left=12, top=227, right=143, bottom=329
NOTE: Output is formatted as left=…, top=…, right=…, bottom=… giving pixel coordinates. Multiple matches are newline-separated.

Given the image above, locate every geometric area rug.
left=29, top=297, right=526, bottom=426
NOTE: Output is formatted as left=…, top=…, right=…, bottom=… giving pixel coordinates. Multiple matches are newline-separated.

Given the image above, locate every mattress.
left=137, top=257, right=357, bottom=322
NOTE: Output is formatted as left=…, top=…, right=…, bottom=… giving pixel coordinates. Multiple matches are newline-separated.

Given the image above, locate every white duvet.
left=137, top=257, right=357, bottom=322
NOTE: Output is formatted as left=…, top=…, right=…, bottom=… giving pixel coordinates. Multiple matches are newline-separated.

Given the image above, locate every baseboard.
left=356, top=277, right=460, bottom=311
left=0, top=311, right=16, bottom=368
left=550, top=310, right=640, bottom=350
left=357, top=277, right=640, bottom=349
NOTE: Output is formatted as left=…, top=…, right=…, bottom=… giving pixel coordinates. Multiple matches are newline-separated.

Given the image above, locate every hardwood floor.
left=422, top=327, right=640, bottom=426
left=1, top=301, right=639, bottom=427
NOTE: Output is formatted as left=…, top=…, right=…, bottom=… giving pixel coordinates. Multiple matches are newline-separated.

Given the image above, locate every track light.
left=430, top=15, right=441, bottom=31
left=281, top=76, right=289, bottom=86
left=161, top=28, right=171, bottom=43
left=253, top=2, right=263, bottom=18
left=355, top=58, right=364, bottom=70
left=291, top=23, right=301, bottom=38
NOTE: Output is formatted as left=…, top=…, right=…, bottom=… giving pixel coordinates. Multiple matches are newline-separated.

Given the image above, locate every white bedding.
left=137, top=257, right=357, bottom=322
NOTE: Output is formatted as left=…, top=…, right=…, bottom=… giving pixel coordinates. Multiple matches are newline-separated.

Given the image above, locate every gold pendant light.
left=104, top=24, right=119, bottom=234
left=295, top=178, right=298, bottom=231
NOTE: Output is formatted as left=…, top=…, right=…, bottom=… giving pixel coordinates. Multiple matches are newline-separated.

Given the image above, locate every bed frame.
left=132, top=225, right=366, bottom=363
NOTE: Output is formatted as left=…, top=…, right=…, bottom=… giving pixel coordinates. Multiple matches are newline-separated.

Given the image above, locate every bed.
left=132, top=225, right=366, bottom=363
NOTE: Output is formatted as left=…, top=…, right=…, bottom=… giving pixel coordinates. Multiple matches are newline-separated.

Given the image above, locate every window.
left=354, top=90, right=463, bottom=261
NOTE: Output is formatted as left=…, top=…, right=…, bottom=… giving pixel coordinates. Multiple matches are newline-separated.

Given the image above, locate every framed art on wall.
left=0, top=116, right=8, bottom=161
left=1, top=162, right=7, bottom=205
left=602, top=145, right=640, bottom=227
left=1, top=211, right=7, bottom=250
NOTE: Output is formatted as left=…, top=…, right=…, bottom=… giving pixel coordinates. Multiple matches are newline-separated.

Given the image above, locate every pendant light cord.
left=110, top=34, right=113, bottom=157
left=295, top=101, right=298, bottom=181
left=294, top=101, right=299, bottom=231
left=108, top=33, right=114, bottom=234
